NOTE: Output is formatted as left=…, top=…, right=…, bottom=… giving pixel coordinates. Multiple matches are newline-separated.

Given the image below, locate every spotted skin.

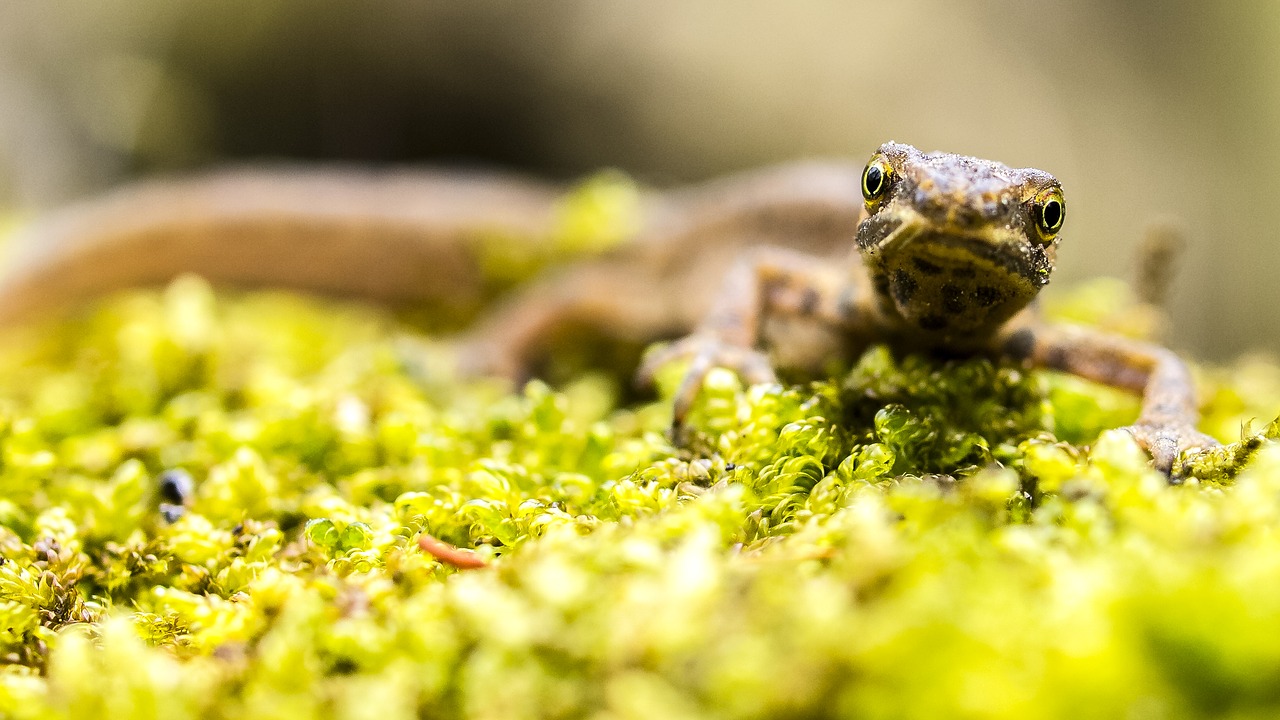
left=639, top=141, right=1215, bottom=476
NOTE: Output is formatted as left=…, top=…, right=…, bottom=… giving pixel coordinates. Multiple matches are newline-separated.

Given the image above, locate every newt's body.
left=2, top=145, right=1215, bottom=475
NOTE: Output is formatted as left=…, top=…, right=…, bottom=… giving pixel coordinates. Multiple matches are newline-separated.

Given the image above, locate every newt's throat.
left=863, top=229, right=1041, bottom=338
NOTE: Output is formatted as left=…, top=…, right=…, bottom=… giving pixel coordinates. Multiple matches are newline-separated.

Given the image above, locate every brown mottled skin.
left=1, top=145, right=1214, bottom=475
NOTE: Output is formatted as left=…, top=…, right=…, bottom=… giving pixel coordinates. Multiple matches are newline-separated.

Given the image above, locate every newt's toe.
left=1122, top=422, right=1220, bottom=478
left=637, top=334, right=777, bottom=442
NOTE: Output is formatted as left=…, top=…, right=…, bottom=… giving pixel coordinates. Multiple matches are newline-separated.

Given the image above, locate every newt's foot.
left=1121, top=422, right=1220, bottom=478
left=637, top=334, right=776, bottom=432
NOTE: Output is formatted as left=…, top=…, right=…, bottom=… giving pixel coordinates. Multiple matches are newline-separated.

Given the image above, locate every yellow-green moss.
left=0, top=272, right=1274, bottom=719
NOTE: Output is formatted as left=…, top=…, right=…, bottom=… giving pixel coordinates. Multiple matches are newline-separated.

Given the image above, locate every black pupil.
left=864, top=165, right=883, bottom=196
left=1042, top=199, right=1062, bottom=230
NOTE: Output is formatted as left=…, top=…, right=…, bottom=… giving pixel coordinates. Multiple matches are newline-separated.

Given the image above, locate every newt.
left=639, top=142, right=1216, bottom=475
left=0, top=145, right=1216, bottom=475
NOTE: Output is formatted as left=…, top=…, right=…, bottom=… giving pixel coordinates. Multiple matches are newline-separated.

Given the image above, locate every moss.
left=0, top=256, right=1275, bottom=717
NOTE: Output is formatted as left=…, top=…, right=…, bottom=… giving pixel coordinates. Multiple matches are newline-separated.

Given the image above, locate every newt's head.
left=856, top=141, right=1064, bottom=340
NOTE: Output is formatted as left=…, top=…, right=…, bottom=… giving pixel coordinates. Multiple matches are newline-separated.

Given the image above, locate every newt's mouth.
left=857, top=210, right=1047, bottom=290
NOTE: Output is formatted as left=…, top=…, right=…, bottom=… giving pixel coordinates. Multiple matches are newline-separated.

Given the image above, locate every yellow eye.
left=1032, top=187, right=1065, bottom=241
left=861, top=155, right=894, bottom=208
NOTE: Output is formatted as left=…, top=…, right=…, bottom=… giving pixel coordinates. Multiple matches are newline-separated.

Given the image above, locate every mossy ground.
left=0, top=264, right=1276, bottom=718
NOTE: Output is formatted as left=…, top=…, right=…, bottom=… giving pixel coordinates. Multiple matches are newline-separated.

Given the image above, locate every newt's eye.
left=861, top=156, right=894, bottom=209
left=1032, top=187, right=1065, bottom=242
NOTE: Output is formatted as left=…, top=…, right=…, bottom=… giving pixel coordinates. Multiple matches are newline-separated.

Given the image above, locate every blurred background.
left=0, top=0, right=1272, bottom=359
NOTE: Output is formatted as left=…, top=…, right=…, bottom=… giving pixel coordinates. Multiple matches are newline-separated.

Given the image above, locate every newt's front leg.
left=1000, top=323, right=1219, bottom=476
left=637, top=247, right=872, bottom=431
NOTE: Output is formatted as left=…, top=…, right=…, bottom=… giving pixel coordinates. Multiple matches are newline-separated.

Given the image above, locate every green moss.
left=0, top=269, right=1274, bottom=718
